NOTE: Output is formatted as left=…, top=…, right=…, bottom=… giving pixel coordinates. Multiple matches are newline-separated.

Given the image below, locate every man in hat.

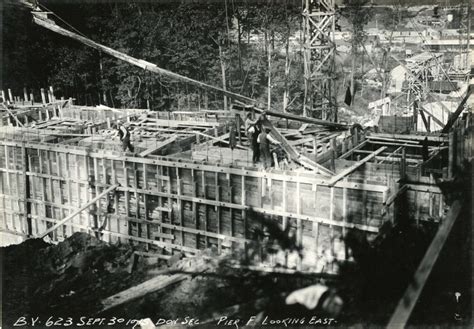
left=258, top=128, right=280, bottom=169
left=115, top=120, right=134, bottom=153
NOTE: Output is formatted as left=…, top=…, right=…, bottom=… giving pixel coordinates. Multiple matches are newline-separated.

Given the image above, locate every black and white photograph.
left=0, top=0, right=472, bottom=327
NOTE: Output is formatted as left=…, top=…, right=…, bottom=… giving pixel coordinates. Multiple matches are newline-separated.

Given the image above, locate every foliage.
left=3, top=1, right=306, bottom=113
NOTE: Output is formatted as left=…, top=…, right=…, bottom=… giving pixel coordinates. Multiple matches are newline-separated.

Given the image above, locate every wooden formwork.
left=0, top=136, right=397, bottom=269
left=1, top=103, right=462, bottom=270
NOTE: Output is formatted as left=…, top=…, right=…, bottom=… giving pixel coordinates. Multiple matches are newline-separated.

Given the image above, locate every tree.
left=341, top=0, right=373, bottom=108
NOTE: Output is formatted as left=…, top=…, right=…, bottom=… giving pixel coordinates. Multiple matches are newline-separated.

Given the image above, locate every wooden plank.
left=139, top=135, right=178, bottom=157
left=441, top=84, right=473, bottom=133
left=113, top=186, right=380, bottom=233
left=261, top=119, right=334, bottom=175
left=371, top=133, right=447, bottom=143
left=234, top=104, right=348, bottom=130
left=0, top=139, right=389, bottom=191
left=419, top=107, right=444, bottom=127
left=387, top=200, right=462, bottom=328
left=100, top=270, right=199, bottom=312
left=37, top=185, right=118, bottom=238
left=328, top=147, right=386, bottom=187
left=338, top=140, right=368, bottom=159
left=1, top=104, right=24, bottom=127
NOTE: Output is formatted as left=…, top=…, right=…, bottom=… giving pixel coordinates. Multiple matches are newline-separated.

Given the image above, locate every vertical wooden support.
left=342, top=138, right=348, bottom=154
left=30, top=93, right=34, bottom=105
left=401, top=147, right=406, bottom=180
left=49, top=86, right=55, bottom=102
left=84, top=155, right=93, bottom=236
left=329, top=186, right=335, bottom=240
left=93, top=157, right=100, bottom=237
left=331, top=137, right=337, bottom=157
left=23, top=87, right=28, bottom=103
left=192, top=169, right=199, bottom=249
left=235, top=114, right=242, bottom=144
left=241, top=175, right=247, bottom=260
left=296, top=180, right=302, bottom=270
left=342, top=183, right=347, bottom=238
left=39, top=151, right=49, bottom=236
left=143, top=164, right=149, bottom=250
left=438, top=194, right=444, bottom=218
left=65, top=154, right=73, bottom=236
left=177, top=168, right=184, bottom=247
left=1, top=90, right=5, bottom=102
left=8, top=89, right=13, bottom=104
left=22, top=145, right=32, bottom=236
left=414, top=191, right=420, bottom=227
left=428, top=192, right=433, bottom=218
left=28, top=154, right=37, bottom=234
left=448, top=131, right=455, bottom=179
left=40, top=88, right=46, bottom=105
left=352, top=126, right=359, bottom=146
left=74, top=154, right=82, bottom=229
left=216, top=184, right=222, bottom=253
left=283, top=179, right=289, bottom=266
left=312, top=183, right=319, bottom=248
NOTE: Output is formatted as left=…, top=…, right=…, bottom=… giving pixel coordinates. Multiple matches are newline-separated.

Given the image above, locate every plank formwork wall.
left=0, top=138, right=395, bottom=268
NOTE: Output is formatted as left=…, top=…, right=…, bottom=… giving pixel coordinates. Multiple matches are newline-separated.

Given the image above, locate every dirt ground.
left=1, top=197, right=471, bottom=328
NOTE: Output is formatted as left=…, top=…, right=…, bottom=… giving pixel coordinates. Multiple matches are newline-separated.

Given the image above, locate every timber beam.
left=387, top=200, right=462, bottom=328
left=37, top=185, right=118, bottom=238
left=328, top=147, right=387, bottom=187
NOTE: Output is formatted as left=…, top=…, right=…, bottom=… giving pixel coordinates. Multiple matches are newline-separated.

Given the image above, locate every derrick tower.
left=302, top=0, right=337, bottom=121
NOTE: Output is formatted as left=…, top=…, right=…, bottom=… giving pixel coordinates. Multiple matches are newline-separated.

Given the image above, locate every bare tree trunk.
left=218, top=44, right=228, bottom=112
left=237, top=16, right=243, bottom=77
left=267, top=43, right=271, bottom=111
left=283, top=30, right=290, bottom=113
left=350, top=44, right=356, bottom=109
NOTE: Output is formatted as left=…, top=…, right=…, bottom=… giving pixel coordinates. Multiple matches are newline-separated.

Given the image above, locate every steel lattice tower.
left=302, top=0, right=337, bottom=120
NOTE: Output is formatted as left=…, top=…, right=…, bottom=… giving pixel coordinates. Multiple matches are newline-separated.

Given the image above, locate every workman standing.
left=115, top=120, right=134, bottom=153
left=245, top=113, right=259, bottom=141
left=258, top=128, right=280, bottom=169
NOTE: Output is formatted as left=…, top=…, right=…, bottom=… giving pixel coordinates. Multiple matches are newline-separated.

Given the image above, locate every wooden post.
left=1, top=90, right=5, bottom=102
left=41, top=88, right=46, bottom=105
left=387, top=201, right=462, bottom=328
left=448, top=131, right=455, bottom=179
left=59, top=97, right=65, bottom=117
left=23, top=87, right=28, bottom=103
left=352, top=126, right=359, bottom=146
left=401, top=147, right=406, bottom=180
left=29, top=93, right=34, bottom=105
left=49, top=86, right=55, bottom=102
left=235, top=114, right=242, bottom=144
left=8, top=89, right=13, bottom=104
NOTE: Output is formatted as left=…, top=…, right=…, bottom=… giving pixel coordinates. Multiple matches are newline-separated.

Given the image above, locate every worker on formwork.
left=258, top=128, right=280, bottom=169
left=249, top=120, right=262, bottom=165
left=244, top=112, right=259, bottom=143
left=114, top=120, right=134, bottom=153
left=272, top=145, right=289, bottom=170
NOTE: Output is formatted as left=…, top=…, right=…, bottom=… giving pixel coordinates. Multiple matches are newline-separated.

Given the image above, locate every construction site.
left=1, top=0, right=473, bottom=328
